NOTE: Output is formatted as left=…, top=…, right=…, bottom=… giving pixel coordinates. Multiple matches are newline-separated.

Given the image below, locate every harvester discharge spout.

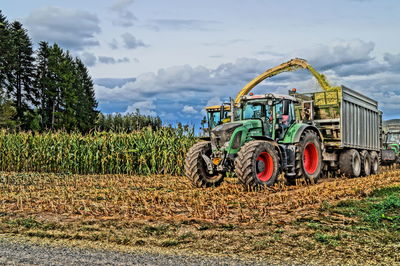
left=234, top=58, right=340, bottom=105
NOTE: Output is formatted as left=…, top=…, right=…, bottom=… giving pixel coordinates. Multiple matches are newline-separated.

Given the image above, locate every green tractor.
left=185, top=93, right=323, bottom=188
left=382, top=130, right=400, bottom=165
left=185, top=58, right=382, bottom=189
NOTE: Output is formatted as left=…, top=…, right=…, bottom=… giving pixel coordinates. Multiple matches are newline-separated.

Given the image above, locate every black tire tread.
left=184, top=141, right=224, bottom=188
left=339, top=149, right=361, bottom=177
left=370, top=151, right=381, bottom=175
left=284, top=130, right=322, bottom=185
left=234, top=140, right=280, bottom=189
left=360, top=150, right=371, bottom=176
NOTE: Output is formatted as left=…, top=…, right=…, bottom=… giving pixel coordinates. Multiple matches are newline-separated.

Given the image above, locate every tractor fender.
left=249, top=136, right=283, bottom=159
left=250, top=136, right=274, bottom=142
left=291, top=124, right=324, bottom=144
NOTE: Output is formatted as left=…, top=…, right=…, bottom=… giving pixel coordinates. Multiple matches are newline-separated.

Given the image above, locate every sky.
left=2, top=0, right=400, bottom=127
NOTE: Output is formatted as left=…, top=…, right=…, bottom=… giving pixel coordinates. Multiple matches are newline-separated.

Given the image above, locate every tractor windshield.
left=242, top=102, right=272, bottom=120
left=387, top=133, right=400, bottom=143
left=242, top=101, right=273, bottom=137
left=208, top=110, right=229, bottom=129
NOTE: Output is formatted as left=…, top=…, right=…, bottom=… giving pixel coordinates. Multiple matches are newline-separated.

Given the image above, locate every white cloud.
left=145, top=19, right=220, bottom=31
left=111, top=0, right=134, bottom=10
left=121, top=33, right=148, bottom=49
left=206, top=97, right=223, bottom=106
left=296, top=40, right=375, bottom=70
left=80, top=52, right=97, bottom=67
left=25, top=6, right=100, bottom=51
left=109, top=39, right=119, bottom=50
left=384, top=53, right=400, bottom=72
left=98, top=56, right=130, bottom=64
left=110, top=0, right=136, bottom=27
left=182, top=105, right=197, bottom=114
left=124, top=100, right=156, bottom=116
left=95, top=40, right=400, bottom=121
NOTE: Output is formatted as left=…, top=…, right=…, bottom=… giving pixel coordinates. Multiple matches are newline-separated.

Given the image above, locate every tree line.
left=96, top=110, right=162, bottom=132
left=0, top=10, right=164, bottom=133
left=0, top=10, right=99, bottom=132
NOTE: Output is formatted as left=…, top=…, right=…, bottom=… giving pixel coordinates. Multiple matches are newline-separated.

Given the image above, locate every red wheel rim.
left=256, top=152, right=274, bottom=182
left=303, top=143, right=318, bottom=174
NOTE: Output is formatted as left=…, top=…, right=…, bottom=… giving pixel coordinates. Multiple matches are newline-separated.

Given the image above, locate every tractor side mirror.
left=219, top=105, right=225, bottom=124
left=201, top=116, right=207, bottom=126
left=282, top=100, right=290, bottom=116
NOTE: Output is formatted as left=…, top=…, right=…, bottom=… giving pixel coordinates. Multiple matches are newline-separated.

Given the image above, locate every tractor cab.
left=386, top=131, right=400, bottom=145
left=385, top=130, right=400, bottom=155
left=240, top=93, right=298, bottom=140
left=203, top=104, right=232, bottom=133
left=382, top=130, right=400, bottom=165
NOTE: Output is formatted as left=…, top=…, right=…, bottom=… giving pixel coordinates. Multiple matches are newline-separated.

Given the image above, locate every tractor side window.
left=276, top=101, right=294, bottom=126
left=235, top=109, right=241, bottom=120
left=276, top=103, right=283, bottom=118
left=208, top=111, right=221, bottom=129
left=265, top=106, right=272, bottom=122
left=289, top=103, right=295, bottom=123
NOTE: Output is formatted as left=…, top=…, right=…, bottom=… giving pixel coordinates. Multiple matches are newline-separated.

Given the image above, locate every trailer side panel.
left=341, top=86, right=380, bottom=151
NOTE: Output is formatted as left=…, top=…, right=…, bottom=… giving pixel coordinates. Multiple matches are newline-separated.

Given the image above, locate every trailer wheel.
left=286, top=130, right=322, bottom=185
left=370, top=151, right=380, bottom=175
left=339, top=149, right=361, bottom=177
left=234, top=140, right=280, bottom=190
left=360, top=150, right=371, bottom=176
left=185, top=141, right=224, bottom=188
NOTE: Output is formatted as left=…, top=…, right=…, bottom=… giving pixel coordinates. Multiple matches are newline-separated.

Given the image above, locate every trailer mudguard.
left=388, top=143, right=399, bottom=155
left=280, top=123, right=323, bottom=144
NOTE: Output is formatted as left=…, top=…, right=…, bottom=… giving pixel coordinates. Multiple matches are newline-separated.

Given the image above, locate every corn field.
left=0, top=128, right=196, bottom=175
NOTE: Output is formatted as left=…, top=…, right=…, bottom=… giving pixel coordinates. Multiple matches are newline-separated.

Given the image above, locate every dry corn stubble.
left=1, top=169, right=399, bottom=224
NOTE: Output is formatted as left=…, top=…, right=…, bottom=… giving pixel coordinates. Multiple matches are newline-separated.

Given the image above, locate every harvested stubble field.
left=0, top=170, right=399, bottom=265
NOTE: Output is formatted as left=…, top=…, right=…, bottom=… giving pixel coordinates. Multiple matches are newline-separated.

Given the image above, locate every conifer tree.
left=46, top=44, right=64, bottom=130
left=74, top=58, right=98, bottom=132
left=0, top=11, right=10, bottom=92
left=34, top=41, right=51, bottom=129
left=35, top=44, right=99, bottom=131
left=0, top=90, right=17, bottom=129
left=7, top=21, right=35, bottom=127
left=1, top=10, right=107, bottom=132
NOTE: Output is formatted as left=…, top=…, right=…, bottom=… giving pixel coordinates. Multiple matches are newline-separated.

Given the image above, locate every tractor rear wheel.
left=370, top=151, right=380, bottom=175
left=185, top=141, right=224, bottom=188
left=339, top=149, right=361, bottom=177
left=285, top=130, right=323, bottom=185
left=360, top=150, right=371, bottom=176
left=234, top=140, right=280, bottom=189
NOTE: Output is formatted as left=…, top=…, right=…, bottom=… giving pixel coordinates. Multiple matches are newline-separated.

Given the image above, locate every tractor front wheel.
left=234, top=140, right=280, bottom=189
left=286, top=130, right=323, bottom=185
left=185, top=141, right=224, bottom=188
